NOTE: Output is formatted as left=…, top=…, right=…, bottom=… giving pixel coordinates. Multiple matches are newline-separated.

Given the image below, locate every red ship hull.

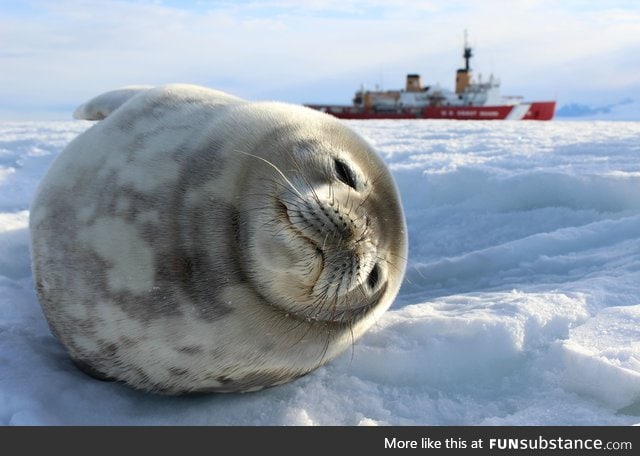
left=306, top=101, right=556, bottom=121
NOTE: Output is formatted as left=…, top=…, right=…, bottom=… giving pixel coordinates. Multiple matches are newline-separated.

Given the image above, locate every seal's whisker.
left=368, top=167, right=389, bottom=187
left=236, top=150, right=305, bottom=199
left=381, top=250, right=409, bottom=264
left=328, top=181, right=336, bottom=207
left=287, top=149, right=321, bottom=203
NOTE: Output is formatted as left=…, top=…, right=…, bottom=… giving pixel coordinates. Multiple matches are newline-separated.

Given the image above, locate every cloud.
left=1, top=0, right=639, bottom=117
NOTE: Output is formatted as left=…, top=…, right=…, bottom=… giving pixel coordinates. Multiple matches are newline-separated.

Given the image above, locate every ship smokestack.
left=406, top=74, right=423, bottom=92
left=456, top=70, right=471, bottom=95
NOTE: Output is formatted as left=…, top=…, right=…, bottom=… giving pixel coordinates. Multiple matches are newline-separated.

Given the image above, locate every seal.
left=29, top=84, right=408, bottom=394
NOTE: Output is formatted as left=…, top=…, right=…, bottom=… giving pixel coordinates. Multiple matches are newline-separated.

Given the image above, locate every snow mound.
left=345, top=291, right=590, bottom=390
left=560, top=305, right=640, bottom=410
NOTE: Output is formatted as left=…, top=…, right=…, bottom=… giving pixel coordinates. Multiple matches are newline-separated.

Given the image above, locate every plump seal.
left=29, top=84, right=407, bottom=394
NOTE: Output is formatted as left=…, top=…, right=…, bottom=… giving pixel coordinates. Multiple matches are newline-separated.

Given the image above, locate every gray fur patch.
left=168, top=367, right=190, bottom=377
left=70, top=357, right=116, bottom=382
left=175, top=346, right=204, bottom=355
left=192, top=369, right=303, bottom=393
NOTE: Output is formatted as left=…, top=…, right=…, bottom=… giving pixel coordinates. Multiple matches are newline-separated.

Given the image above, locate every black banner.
left=1, top=426, right=637, bottom=455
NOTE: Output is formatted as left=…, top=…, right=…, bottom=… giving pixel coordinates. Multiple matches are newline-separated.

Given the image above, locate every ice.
left=560, top=305, right=640, bottom=410
left=1, top=118, right=639, bottom=425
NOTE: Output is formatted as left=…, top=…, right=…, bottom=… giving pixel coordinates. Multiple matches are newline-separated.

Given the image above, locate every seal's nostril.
left=367, top=264, right=380, bottom=290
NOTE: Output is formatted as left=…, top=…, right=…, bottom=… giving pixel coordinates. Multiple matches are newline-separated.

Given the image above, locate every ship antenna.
left=463, top=29, right=473, bottom=72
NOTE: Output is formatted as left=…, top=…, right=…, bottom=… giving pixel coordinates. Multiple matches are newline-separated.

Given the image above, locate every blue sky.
left=1, top=0, right=639, bottom=119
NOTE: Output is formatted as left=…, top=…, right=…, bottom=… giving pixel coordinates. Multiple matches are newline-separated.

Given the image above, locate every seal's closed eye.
left=334, top=158, right=357, bottom=189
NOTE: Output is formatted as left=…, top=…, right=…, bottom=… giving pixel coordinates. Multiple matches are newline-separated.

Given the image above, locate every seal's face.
left=239, top=123, right=407, bottom=326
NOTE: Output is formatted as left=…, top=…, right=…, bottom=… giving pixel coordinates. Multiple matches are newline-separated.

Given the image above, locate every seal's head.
left=236, top=111, right=407, bottom=329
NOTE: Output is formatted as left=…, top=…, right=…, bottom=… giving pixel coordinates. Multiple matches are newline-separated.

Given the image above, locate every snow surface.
left=1, top=119, right=640, bottom=425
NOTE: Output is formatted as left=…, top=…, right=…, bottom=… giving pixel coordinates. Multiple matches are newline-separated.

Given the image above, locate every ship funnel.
left=456, top=69, right=471, bottom=94
left=406, top=74, right=423, bottom=92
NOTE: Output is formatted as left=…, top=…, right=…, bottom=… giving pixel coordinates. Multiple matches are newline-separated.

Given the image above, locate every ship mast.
left=455, top=30, right=473, bottom=95
left=463, top=29, right=473, bottom=72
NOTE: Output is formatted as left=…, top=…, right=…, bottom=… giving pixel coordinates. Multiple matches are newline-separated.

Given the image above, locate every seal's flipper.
left=73, top=86, right=153, bottom=120
left=73, top=84, right=244, bottom=121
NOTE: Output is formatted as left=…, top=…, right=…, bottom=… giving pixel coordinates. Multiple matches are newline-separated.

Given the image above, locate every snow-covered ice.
left=1, top=118, right=639, bottom=425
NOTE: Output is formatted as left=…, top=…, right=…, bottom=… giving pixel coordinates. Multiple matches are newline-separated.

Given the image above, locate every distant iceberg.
left=556, top=98, right=639, bottom=120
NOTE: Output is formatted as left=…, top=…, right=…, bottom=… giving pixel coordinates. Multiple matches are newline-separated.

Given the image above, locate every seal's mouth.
left=276, top=200, right=293, bottom=226
left=270, top=297, right=375, bottom=326
left=276, top=198, right=329, bottom=265
left=311, top=302, right=374, bottom=324
left=270, top=196, right=384, bottom=325
left=277, top=200, right=317, bottom=243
